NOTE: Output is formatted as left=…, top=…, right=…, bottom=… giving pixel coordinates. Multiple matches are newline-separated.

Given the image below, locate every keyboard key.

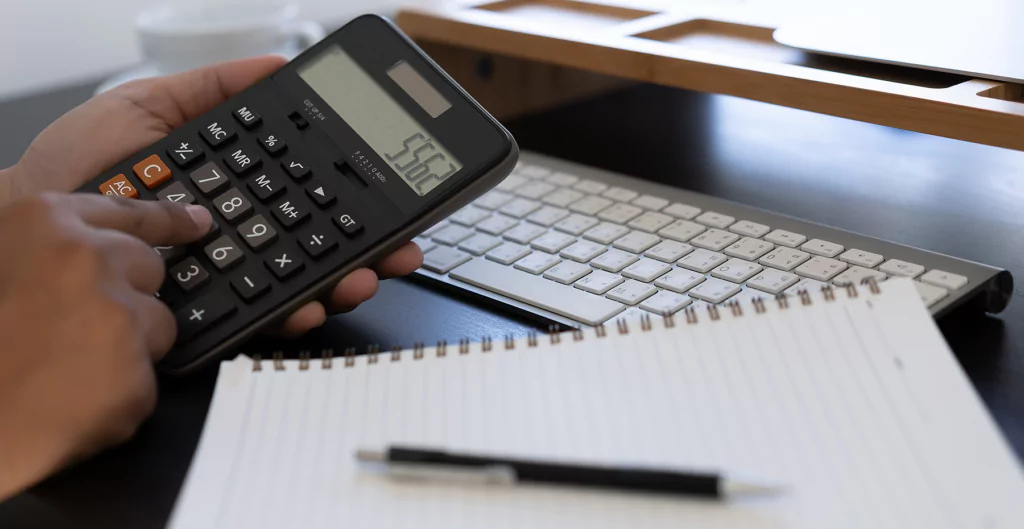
left=574, top=270, right=625, bottom=295
left=282, top=159, right=311, bottom=180
left=514, top=252, right=561, bottom=275
left=591, top=249, right=639, bottom=273
left=764, top=229, right=807, bottom=248
left=305, top=182, right=336, bottom=208
left=175, top=293, right=236, bottom=343
left=213, top=188, right=253, bottom=224
left=156, top=181, right=196, bottom=204
left=839, top=248, right=884, bottom=268
left=654, top=270, right=705, bottom=293
left=746, top=269, right=800, bottom=295
left=658, top=219, right=706, bottom=242
left=203, top=235, right=245, bottom=271
left=572, top=179, right=608, bottom=194
left=167, top=141, right=204, bottom=168
left=271, top=198, right=311, bottom=230
left=413, top=237, right=437, bottom=254
left=833, top=266, right=887, bottom=286
left=663, top=203, right=701, bottom=219
left=423, top=247, right=472, bottom=273
left=515, top=181, right=557, bottom=199
left=597, top=203, right=644, bottom=224
left=606, top=279, right=658, bottom=305
left=554, top=213, right=599, bottom=235
left=237, top=215, right=278, bottom=251
left=231, top=270, right=272, bottom=303
left=601, top=186, right=639, bottom=202
left=153, top=245, right=186, bottom=265
left=541, top=188, right=584, bottom=207
left=526, top=206, right=570, bottom=227
left=758, top=247, right=811, bottom=271
left=583, top=222, right=630, bottom=245
left=640, top=291, right=693, bottom=315
left=199, top=220, right=222, bottom=246
left=503, top=223, right=547, bottom=244
left=729, top=220, right=770, bottom=238
left=920, top=269, right=969, bottom=290
left=644, top=240, right=693, bottom=263
left=690, top=229, right=740, bottom=251
left=560, top=240, right=607, bottom=263
left=486, top=243, right=532, bottom=265
left=913, top=281, right=949, bottom=307
left=631, top=195, right=669, bottom=211
left=223, top=147, right=260, bottom=175
left=233, top=106, right=261, bottom=129
left=449, top=258, right=625, bottom=325
left=169, top=257, right=210, bottom=292
left=99, top=174, right=139, bottom=199
left=297, top=228, right=338, bottom=259
left=476, top=214, right=519, bottom=235
left=333, top=212, right=363, bottom=237
left=133, top=154, right=173, bottom=189
left=244, top=172, right=283, bottom=202
left=499, top=198, right=542, bottom=218
left=475, top=190, right=514, bottom=210
left=694, top=211, right=735, bottom=229
left=878, top=259, right=926, bottom=279
left=711, top=258, right=763, bottom=283
left=801, top=239, right=844, bottom=258
left=200, top=121, right=236, bottom=148
left=688, top=277, right=742, bottom=304
left=432, top=225, right=475, bottom=246
left=569, top=195, right=613, bottom=215
left=186, top=162, right=229, bottom=196
left=543, top=260, right=592, bottom=285
left=724, top=237, right=775, bottom=260
left=265, top=251, right=304, bottom=280
left=449, top=206, right=491, bottom=227
left=678, top=248, right=728, bottom=273
left=627, top=211, right=674, bottom=233
left=547, top=172, right=579, bottom=186
left=495, top=174, right=528, bottom=192
left=515, top=164, right=550, bottom=179
left=785, top=277, right=827, bottom=296
left=795, top=256, right=848, bottom=281
left=458, top=234, right=502, bottom=256
left=530, top=231, right=576, bottom=253
left=612, top=231, right=661, bottom=253
left=422, top=222, right=448, bottom=237
left=258, top=134, right=286, bottom=156
left=622, top=258, right=672, bottom=282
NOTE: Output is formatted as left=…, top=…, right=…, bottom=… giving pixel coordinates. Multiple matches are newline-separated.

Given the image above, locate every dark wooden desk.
left=1, top=81, right=1022, bottom=528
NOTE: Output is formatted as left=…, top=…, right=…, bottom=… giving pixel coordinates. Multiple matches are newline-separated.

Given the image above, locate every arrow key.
left=305, top=180, right=336, bottom=208
left=297, top=227, right=339, bottom=259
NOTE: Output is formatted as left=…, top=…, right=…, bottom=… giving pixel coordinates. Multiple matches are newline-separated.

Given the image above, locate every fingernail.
left=185, top=205, right=213, bottom=231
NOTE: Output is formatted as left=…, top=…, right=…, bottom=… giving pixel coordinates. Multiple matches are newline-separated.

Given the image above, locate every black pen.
left=355, top=446, right=785, bottom=499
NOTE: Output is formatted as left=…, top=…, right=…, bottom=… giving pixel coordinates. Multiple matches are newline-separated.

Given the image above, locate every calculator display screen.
left=298, top=45, right=463, bottom=196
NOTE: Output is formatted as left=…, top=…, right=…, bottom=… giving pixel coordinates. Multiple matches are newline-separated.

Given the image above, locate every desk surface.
left=1, top=80, right=1023, bottom=528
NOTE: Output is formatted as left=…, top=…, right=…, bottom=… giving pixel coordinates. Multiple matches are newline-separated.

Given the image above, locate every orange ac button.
left=99, top=174, right=139, bottom=199
left=133, top=154, right=172, bottom=189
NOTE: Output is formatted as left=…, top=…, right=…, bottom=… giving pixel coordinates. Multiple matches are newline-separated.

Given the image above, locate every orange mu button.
left=133, top=154, right=173, bottom=189
left=99, top=174, right=139, bottom=199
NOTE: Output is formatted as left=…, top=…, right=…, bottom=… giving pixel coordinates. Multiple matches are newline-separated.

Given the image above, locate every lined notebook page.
left=169, top=279, right=1024, bottom=529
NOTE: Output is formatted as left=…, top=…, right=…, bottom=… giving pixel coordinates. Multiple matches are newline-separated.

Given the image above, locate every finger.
left=62, top=194, right=212, bottom=246
left=372, top=242, right=424, bottom=279
left=130, top=292, right=178, bottom=360
left=270, top=302, right=327, bottom=338
left=94, top=230, right=166, bottom=293
left=325, top=268, right=380, bottom=314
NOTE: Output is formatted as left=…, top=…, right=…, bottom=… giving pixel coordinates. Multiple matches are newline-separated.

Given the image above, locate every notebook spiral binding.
left=248, top=279, right=882, bottom=372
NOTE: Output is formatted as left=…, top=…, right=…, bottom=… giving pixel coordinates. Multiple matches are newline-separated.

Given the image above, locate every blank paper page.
left=168, top=279, right=1024, bottom=529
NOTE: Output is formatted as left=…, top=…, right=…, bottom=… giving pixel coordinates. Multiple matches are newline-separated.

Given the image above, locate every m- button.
left=132, top=155, right=172, bottom=189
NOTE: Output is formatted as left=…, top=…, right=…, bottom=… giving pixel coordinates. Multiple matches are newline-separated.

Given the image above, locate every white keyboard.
left=414, top=152, right=1012, bottom=326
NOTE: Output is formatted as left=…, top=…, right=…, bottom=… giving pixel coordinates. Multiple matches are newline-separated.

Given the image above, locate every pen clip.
left=384, top=462, right=517, bottom=486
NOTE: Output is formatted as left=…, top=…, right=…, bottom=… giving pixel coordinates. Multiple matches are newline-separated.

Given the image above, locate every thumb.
left=62, top=193, right=213, bottom=245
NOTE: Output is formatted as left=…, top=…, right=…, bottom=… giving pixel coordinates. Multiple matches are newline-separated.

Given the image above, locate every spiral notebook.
left=169, top=279, right=1024, bottom=529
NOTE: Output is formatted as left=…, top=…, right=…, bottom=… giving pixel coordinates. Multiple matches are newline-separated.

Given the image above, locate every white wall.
left=0, top=0, right=427, bottom=101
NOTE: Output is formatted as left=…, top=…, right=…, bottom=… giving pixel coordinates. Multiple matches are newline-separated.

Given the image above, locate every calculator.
left=79, top=15, right=518, bottom=374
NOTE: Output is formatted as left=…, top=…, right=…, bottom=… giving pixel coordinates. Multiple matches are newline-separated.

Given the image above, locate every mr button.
left=333, top=212, right=363, bottom=237
left=133, top=155, right=172, bottom=189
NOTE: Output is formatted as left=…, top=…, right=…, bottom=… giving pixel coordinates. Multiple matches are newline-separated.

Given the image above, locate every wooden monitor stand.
left=397, top=0, right=1024, bottom=152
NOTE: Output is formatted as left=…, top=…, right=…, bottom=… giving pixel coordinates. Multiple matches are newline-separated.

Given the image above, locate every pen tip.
left=355, top=448, right=386, bottom=463
left=722, top=480, right=789, bottom=497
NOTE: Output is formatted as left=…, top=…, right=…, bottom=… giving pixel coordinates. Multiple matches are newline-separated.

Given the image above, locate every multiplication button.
left=297, top=227, right=338, bottom=259
left=175, top=293, right=237, bottom=344
left=264, top=250, right=304, bottom=280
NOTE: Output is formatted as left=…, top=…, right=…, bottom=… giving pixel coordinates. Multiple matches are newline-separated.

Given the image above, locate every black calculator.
left=79, top=15, right=518, bottom=374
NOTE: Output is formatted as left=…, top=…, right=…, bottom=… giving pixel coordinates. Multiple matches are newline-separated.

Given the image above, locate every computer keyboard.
left=413, top=152, right=1012, bottom=326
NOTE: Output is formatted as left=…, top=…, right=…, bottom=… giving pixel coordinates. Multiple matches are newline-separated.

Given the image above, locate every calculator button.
left=237, top=215, right=278, bottom=251
left=258, top=134, right=286, bottom=156
left=132, top=154, right=172, bottom=189
left=155, top=282, right=183, bottom=307
left=271, top=198, right=310, bottom=229
left=305, top=181, right=336, bottom=208
left=223, top=147, right=261, bottom=175
left=247, top=172, right=285, bottom=202
left=189, top=162, right=230, bottom=196
left=265, top=251, right=304, bottom=280
left=200, top=121, right=236, bottom=148
left=203, top=235, right=245, bottom=271
left=298, top=228, right=339, bottom=259
left=167, top=141, right=204, bottom=168
left=157, top=181, right=196, bottom=204
left=333, top=212, right=363, bottom=237
left=288, top=111, right=309, bottom=130
left=152, top=245, right=186, bottom=264
left=230, top=270, right=271, bottom=303
left=213, top=188, right=254, bottom=224
left=175, top=293, right=237, bottom=344
left=233, top=106, right=261, bottom=129
left=282, top=160, right=310, bottom=180
left=199, top=220, right=222, bottom=245
left=169, top=257, right=210, bottom=292
left=99, top=174, right=139, bottom=199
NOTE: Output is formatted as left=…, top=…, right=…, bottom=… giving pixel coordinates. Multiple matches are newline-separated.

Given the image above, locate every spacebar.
left=449, top=259, right=626, bottom=325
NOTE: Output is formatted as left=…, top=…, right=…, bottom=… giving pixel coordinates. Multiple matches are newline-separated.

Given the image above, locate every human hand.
left=0, top=56, right=422, bottom=335
left=0, top=194, right=212, bottom=500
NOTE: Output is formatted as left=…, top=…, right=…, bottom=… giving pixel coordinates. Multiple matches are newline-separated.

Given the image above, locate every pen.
left=355, top=446, right=785, bottom=499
